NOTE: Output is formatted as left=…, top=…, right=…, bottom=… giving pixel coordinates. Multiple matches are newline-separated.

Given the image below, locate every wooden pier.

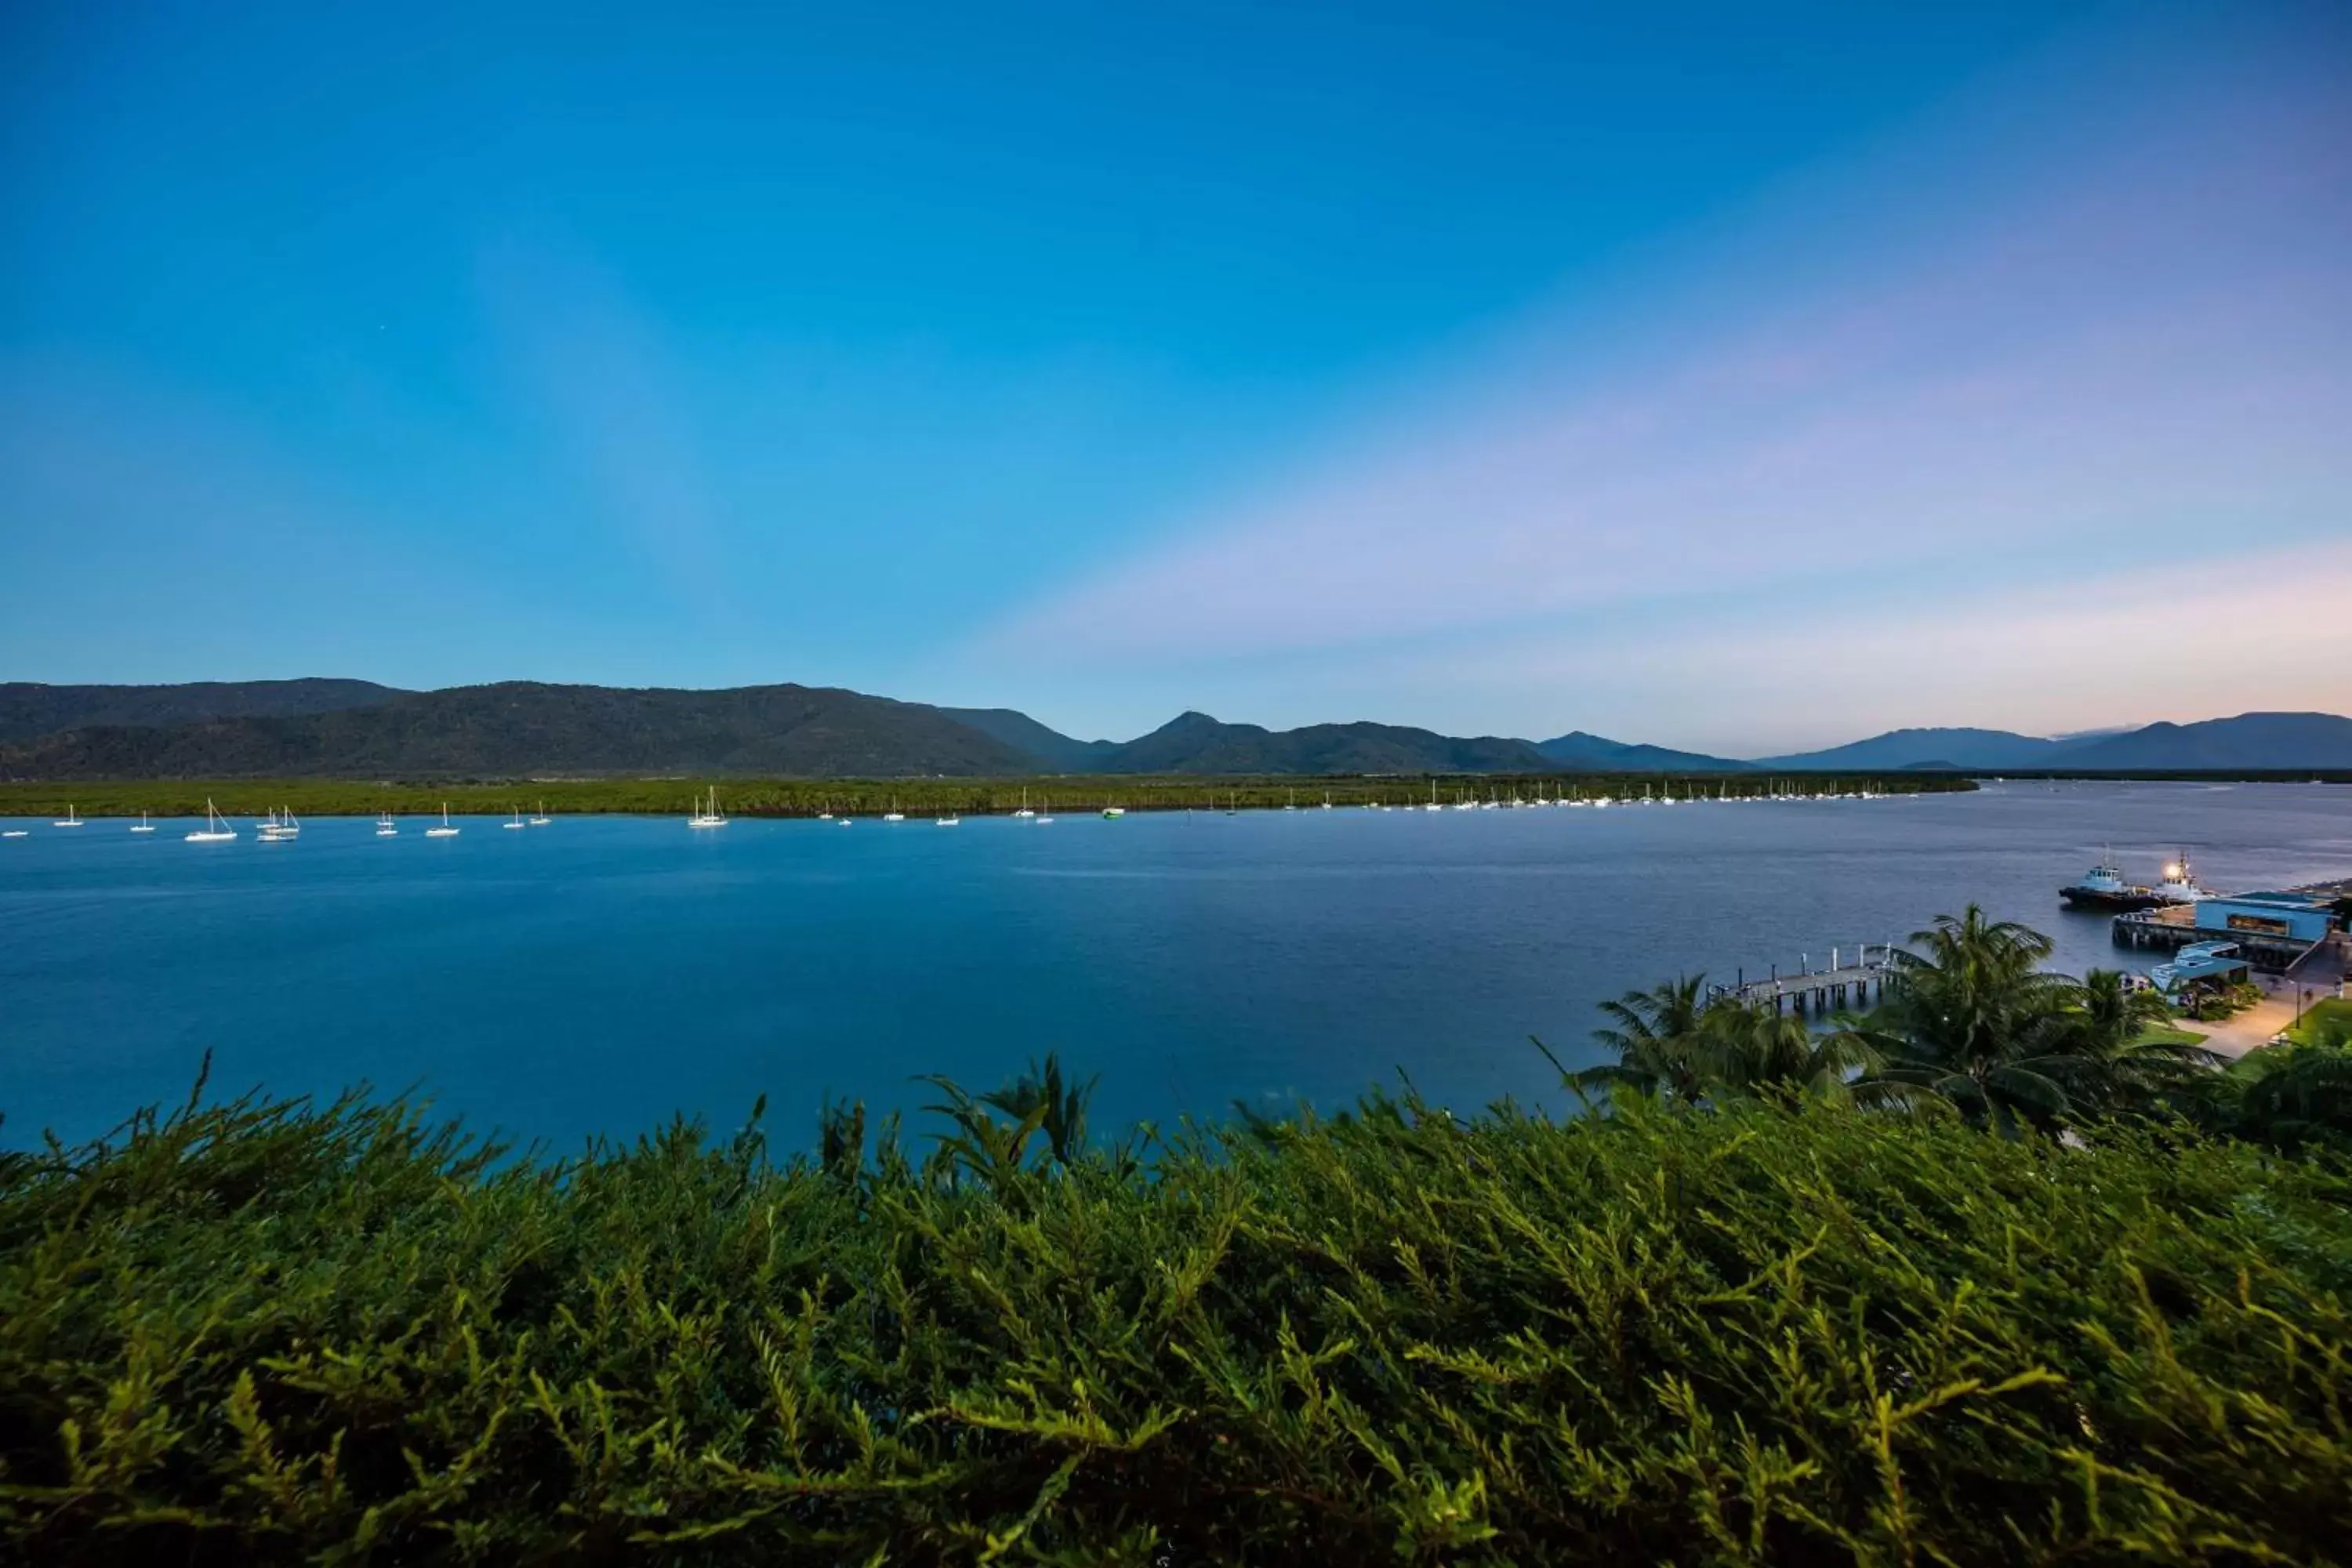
left=1722, top=946, right=1897, bottom=1016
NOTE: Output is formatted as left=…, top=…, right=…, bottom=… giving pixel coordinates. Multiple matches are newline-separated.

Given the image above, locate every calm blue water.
left=4, top=782, right=2347, bottom=1151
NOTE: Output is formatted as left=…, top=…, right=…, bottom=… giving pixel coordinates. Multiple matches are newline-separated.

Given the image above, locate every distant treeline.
left=0, top=772, right=1975, bottom=818
left=1984, top=769, right=2352, bottom=785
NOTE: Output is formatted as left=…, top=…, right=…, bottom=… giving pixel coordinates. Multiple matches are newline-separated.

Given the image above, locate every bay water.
left=4, top=782, right=2346, bottom=1152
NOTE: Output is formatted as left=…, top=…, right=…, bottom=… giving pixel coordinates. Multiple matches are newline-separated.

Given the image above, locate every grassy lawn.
left=2282, top=995, right=2352, bottom=1048
left=2132, top=1022, right=2209, bottom=1047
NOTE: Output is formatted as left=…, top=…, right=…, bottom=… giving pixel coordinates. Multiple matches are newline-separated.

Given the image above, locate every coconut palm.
left=2056, top=968, right=2223, bottom=1113
left=1699, top=1001, right=1890, bottom=1105
left=980, top=1053, right=1096, bottom=1167
left=1852, top=906, right=2088, bottom=1134
left=1555, top=973, right=1716, bottom=1104
left=2231, top=1042, right=2352, bottom=1152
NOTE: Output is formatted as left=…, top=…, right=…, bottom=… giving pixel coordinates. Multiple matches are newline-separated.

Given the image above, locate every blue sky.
left=3, top=2, right=2347, bottom=753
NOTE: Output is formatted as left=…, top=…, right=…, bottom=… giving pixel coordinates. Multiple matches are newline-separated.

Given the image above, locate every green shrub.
left=3, top=1084, right=2349, bottom=1563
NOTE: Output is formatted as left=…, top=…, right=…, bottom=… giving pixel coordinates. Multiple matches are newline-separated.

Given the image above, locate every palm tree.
left=980, top=1053, right=1096, bottom=1167
left=2057, top=968, right=2222, bottom=1114
left=1700, top=1001, right=1889, bottom=1105
left=1853, top=906, right=2088, bottom=1134
left=1553, top=974, right=1716, bottom=1104
left=2230, top=1043, right=2352, bottom=1153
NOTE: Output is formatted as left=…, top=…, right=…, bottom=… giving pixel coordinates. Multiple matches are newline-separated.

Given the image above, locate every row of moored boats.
left=5, top=800, right=528, bottom=842
left=2059, top=851, right=2213, bottom=910
left=5, top=782, right=1899, bottom=842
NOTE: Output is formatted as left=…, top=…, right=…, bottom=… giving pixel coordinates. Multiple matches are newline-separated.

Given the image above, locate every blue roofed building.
left=2192, top=892, right=2337, bottom=946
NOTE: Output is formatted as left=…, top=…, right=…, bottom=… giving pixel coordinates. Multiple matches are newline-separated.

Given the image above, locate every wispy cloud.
left=969, top=14, right=2352, bottom=737
left=1394, top=540, right=2352, bottom=756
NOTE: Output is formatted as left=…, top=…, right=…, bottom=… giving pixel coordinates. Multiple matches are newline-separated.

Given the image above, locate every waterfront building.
left=2190, top=891, right=2336, bottom=945
left=2149, top=940, right=2251, bottom=996
left=2113, top=890, right=2339, bottom=974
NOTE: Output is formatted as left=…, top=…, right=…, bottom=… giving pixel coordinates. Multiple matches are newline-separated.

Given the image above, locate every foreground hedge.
left=2, top=1089, right=2348, bottom=1564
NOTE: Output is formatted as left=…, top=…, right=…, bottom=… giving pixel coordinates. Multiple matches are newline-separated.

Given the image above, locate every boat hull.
left=2060, top=886, right=2164, bottom=912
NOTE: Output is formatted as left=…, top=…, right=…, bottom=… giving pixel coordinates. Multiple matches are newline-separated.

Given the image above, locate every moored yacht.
left=131, top=810, right=155, bottom=833
left=426, top=804, right=461, bottom=837
left=187, top=800, right=238, bottom=843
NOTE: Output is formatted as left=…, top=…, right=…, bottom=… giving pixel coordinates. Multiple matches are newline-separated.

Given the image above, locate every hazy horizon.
left=5, top=2, right=2348, bottom=753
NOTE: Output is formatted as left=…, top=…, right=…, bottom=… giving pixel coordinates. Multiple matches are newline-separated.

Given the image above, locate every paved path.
left=2194, top=994, right=2297, bottom=1058
left=2194, top=969, right=2347, bottom=1059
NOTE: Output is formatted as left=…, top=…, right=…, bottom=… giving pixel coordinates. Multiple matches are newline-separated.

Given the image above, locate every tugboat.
left=2060, top=852, right=2162, bottom=911
left=2152, top=852, right=2212, bottom=905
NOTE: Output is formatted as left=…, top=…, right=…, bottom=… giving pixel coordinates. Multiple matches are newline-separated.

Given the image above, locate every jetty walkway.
left=1721, top=946, right=1897, bottom=1016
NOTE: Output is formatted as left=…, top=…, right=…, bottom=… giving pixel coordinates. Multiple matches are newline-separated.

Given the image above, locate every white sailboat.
left=529, top=800, right=550, bottom=826
left=376, top=811, right=398, bottom=837
left=131, top=810, right=155, bottom=833
left=186, top=800, right=238, bottom=842
left=258, top=807, right=298, bottom=841
left=936, top=811, right=961, bottom=826
left=688, top=788, right=728, bottom=829
left=426, top=804, right=461, bottom=838
left=1037, top=796, right=1054, bottom=825
left=53, top=804, right=82, bottom=827
left=505, top=806, right=527, bottom=829
left=884, top=797, right=905, bottom=822
left=1013, top=787, right=1036, bottom=819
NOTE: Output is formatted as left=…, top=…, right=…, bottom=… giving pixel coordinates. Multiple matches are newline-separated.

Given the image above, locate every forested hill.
left=1760, top=713, right=2352, bottom=771
left=0, top=679, right=401, bottom=746
left=0, top=683, right=1035, bottom=779
left=1091, top=711, right=1557, bottom=775
left=0, top=686, right=1624, bottom=779
left=5, top=681, right=2348, bottom=779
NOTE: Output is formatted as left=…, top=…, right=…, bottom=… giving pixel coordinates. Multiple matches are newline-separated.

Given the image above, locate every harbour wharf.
left=1722, top=946, right=1897, bottom=1015
left=2112, top=902, right=2330, bottom=975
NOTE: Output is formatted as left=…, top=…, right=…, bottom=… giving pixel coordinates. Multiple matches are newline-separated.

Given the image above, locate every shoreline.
left=0, top=771, right=1975, bottom=819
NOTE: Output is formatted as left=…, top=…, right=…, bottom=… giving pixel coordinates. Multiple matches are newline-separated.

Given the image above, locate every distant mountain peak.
left=5, top=682, right=2343, bottom=781
left=1534, top=730, right=1754, bottom=771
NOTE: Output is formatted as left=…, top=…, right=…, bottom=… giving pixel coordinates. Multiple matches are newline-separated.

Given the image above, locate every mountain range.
left=1, top=681, right=2347, bottom=779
